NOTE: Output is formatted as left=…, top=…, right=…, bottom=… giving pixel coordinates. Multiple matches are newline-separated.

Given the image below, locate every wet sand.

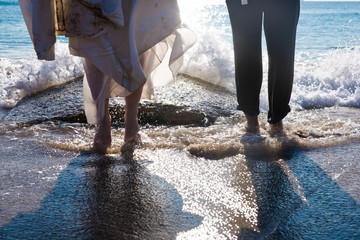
left=1, top=75, right=360, bottom=239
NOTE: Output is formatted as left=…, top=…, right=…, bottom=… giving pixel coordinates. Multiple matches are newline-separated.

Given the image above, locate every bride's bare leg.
left=93, top=98, right=112, bottom=153
left=122, top=51, right=149, bottom=143
left=124, top=86, right=143, bottom=143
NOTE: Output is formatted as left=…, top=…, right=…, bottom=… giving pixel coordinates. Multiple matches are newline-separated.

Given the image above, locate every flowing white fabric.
left=18, top=0, right=196, bottom=125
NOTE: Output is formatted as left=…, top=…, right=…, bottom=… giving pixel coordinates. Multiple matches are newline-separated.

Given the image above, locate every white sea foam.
left=292, top=47, right=360, bottom=109
left=0, top=42, right=83, bottom=108
left=1, top=40, right=359, bottom=111
left=180, top=9, right=360, bottom=111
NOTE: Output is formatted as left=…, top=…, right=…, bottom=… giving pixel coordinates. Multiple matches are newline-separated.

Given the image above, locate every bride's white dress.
left=19, top=0, right=196, bottom=124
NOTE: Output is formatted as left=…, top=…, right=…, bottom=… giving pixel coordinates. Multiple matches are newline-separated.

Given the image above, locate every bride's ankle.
left=124, top=125, right=140, bottom=143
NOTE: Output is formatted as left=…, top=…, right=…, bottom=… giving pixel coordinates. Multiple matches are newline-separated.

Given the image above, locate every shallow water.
left=1, top=76, right=360, bottom=238
left=1, top=119, right=360, bottom=239
left=2, top=76, right=360, bottom=159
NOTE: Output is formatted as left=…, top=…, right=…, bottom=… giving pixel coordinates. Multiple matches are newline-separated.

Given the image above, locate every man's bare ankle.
left=244, top=114, right=259, bottom=133
left=269, top=120, right=285, bottom=137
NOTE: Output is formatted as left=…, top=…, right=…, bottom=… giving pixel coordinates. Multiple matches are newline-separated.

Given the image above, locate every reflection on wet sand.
left=237, top=132, right=360, bottom=239
left=0, top=153, right=202, bottom=239
left=1, top=77, right=360, bottom=239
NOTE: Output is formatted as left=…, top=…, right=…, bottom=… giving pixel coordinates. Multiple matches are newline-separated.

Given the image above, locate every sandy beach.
left=0, top=75, right=359, bottom=239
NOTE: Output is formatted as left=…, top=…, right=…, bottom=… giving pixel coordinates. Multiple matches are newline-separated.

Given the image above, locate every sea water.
left=0, top=0, right=360, bottom=110
left=1, top=2, right=360, bottom=238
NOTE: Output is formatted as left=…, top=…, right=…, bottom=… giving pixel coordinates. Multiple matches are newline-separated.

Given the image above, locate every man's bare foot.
left=93, top=113, right=112, bottom=154
left=245, top=114, right=260, bottom=133
left=269, top=120, right=285, bottom=137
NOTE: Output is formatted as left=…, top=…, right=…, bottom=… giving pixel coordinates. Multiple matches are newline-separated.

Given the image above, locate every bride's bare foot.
left=124, top=119, right=139, bottom=142
left=120, top=133, right=142, bottom=159
left=124, top=122, right=141, bottom=144
left=93, top=113, right=112, bottom=154
left=122, top=85, right=143, bottom=158
left=120, top=121, right=142, bottom=158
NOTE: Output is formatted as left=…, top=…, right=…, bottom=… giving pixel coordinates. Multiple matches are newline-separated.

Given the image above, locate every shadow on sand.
left=237, top=132, right=360, bottom=239
left=0, top=152, right=202, bottom=239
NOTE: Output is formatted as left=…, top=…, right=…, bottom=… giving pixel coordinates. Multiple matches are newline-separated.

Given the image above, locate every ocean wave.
left=1, top=44, right=359, bottom=111
left=0, top=42, right=83, bottom=108
left=0, top=0, right=18, bottom=7
left=292, top=47, right=360, bottom=109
